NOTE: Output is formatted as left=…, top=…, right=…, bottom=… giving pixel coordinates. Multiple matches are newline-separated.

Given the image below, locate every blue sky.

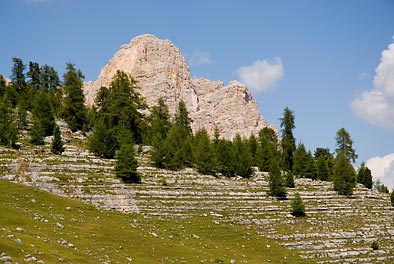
left=1, top=0, right=394, bottom=186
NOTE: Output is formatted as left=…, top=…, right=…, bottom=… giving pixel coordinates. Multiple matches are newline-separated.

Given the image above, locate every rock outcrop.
left=84, top=34, right=277, bottom=139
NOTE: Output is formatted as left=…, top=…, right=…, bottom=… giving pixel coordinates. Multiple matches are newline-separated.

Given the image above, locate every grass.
left=0, top=179, right=310, bottom=263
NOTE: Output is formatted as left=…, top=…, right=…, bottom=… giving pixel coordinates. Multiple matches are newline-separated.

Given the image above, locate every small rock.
left=150, top=232, right=158, bottom=238
left=230, top=260, right=236, bottom=264
left=56, top=223, right=64, bottom=229
left=16, top=227, right=25, bottom=232
left=67, top=243, right=75, bottom=248
left=191, top=234, right=200, bottom=239
left=65, top=207, right=71, bottom=211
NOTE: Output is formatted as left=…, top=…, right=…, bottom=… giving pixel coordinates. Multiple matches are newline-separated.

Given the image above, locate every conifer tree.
left=391, top=190, right=394, bottom=207
left=335, top=128, right=357, bottom=163
left=333, top=152, right=356, bottom=196
left=0, top=96, right=18, bottom=147
left=256, top=127, right=279, bottom=172
left=248, top=134, right=258, bottom=166
left=51, top=124, right=64, bottom=154
left=150, top=99, right=172, bottom=168
left=11, top=57, right=26, bottom=94
left=316, top=155, right=329, bottom=181
left=27, top=61, right=41, bottom=90
left=115, top=143, right=140, bottom=183
left=293, top=143, right=307, bottom=177
left=314, top=147, right=334, bottom=180
left=233, top=134, right=253, bottom=178
left=161, top=125, right=192, bottom=170
left=304, top=151, right=317, bottom=180
left=214, top=138, right=236, bottom=176
left=285, top=171, right=295, bottom=188
left=192, top=128, right=215, bottom=175
left=268, top=160, right=286, bottom=198
left=175, top=100, right=193, bottom=136
left=357, top=162, right=373, bottom=189
left=62, top=63, right=87, bottom=132
left=291, top=193, right=306, bottom=217
left=280, top=107, right=296, bottom=171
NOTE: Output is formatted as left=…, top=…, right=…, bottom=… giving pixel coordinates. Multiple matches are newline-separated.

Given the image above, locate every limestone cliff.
left=84, top=34, right=277, bottom=139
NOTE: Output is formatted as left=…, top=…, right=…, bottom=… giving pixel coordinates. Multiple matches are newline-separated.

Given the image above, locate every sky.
left=1, top=0, right=394, bottom=187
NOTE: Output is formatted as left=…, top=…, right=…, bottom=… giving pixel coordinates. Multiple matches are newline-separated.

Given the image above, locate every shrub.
left=291, top=193, right=306, bottom=217
left=371, top=241, right=379, bottom=250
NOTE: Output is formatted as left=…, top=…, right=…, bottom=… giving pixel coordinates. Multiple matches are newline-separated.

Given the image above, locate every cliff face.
left=84, top=34, right=277, bottom=139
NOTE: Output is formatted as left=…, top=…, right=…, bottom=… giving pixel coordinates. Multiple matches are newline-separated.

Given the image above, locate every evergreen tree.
left=390, top=190, right=394, bottom=207
left=62, top=63, right=87, bottom=132
left=357, top=162, right=373, bottom=189
left=285, top=171, right=295, bottom=188
left=233, top=134, right=253, bottom=178
left=256, top=127, right=280, bottom=172
left=115, top=143, right=140, bottom=183
left=291, top=193, right=306, bottom=217
left=333, top=152, right=356, bottom=196
left=31, top=91, right=55, bottom=136
left=192, top=128, right=215, bottom=175
left=268, top=160, right=286, bottom=198
left=335, top=128, right=357, bottom=163
left=248, top=134, right=258, bottom=166
left=280, top=107, right=296, bottom=171
left=29, top=119, right=44, bottom=145
left=150, top=99, right=172, bottom=168
left=316, top=155, right=329, bottom=181
left=27, top=61, right=41, bottom=90
left=214, top=138, right=236, bottom=177
left=10, top=57, right=26, bottom=94
left=374, top=179, right=389, bottom=193
left=293, top=143, right=307, bottom=177
left=51, top=125, right=64, bottom=154
left=314, top=147, right=334, bottom=181
left=40, top=65, right=62, bottom=114
left=304, top=151, right=317, bottom=180
left=0, top=96, right=18, bottom=147
left=0, top=75, right=7, bottom=98
left=161, top=125, right=192, bottom=170
left=89, top=118, right=118, bottom=158
left=175, top=100, right=193, bottom=136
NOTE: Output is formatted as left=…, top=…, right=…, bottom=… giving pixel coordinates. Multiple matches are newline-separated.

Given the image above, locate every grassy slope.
left=0, top=180, right=310, bottom=264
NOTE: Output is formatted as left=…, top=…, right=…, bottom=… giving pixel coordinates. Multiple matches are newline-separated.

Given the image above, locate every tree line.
left=0, top=58, right=379, bottom=196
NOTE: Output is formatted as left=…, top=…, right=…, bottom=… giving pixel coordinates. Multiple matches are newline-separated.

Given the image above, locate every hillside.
left=1, top=126, right=394, bottom=263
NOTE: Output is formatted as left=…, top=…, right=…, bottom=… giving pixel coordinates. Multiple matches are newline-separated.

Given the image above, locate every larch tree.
left=333, top=152, right=356, bottom=196
left=268, top=160, right=286, bottom=198
left=335, top=128, right=357, bottom=163
left=62, top=63, right=87, bottom=132
left=280, top=107, right=296, bottom=171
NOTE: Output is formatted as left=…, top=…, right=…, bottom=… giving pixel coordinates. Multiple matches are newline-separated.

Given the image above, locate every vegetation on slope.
left=0, top=179, right=309, bottom=264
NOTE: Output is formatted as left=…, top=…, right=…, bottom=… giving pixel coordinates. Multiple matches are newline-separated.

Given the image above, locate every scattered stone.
left=56, top=223, right=64, bottom=229
left=16, top=227, right=25, bottom=232
left=150, top=232, right=158, bottom=238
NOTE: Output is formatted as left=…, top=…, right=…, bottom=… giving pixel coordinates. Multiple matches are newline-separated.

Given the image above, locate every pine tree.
left=150, top=99, right=172, bottom=168
left=89, top=118, right=118, bottom=158
left=0, top=96, right=18, bottom=147
left=304, top=151, right=317, bottom=180
left=31, top=91, right=56, bottom=136
left=268, top=160, right=286, bottom=198
left=316, top=155, right=329, bottom=181
left=293, top=143, right=307, bottom=177
left=335, top=128, right=357, bottom=163
left=11, top=57, right=26, bottom=94
left=233, top=134, right=253, bottom=178
left=51, top=125, right=64, bottom=154
left=357, top=162, right=373, bottom=189
left=291, top=193, right=306, bottom=217
left=390, top=190, right=394, bottom=207
left=333, top=152, right=356, bottom=196
left=115, top=144, right=140, bottom=183
left=27, top=61, right=41, bottom=90
left=175, top=100, right=193, bottom=136
left=214, top=138, right=236, bottom=177
left=314, top=147, right=334, bottom=181
left=256, top=127, right=280, bottom=172
left=161, top=125, right=192, bottom=170
left=280, top=107, right=296, bottom=171
left=285, top=171, right=295, bottom=188
left=192, top=129, right=215, bottom=175
left=248, top=134, right=258, bottom=166
left=62, top=63, right=87, bottom=132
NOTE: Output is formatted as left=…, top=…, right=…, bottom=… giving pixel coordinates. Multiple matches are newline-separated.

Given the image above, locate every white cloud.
left=188, top=50, right=211, bottom=66
left=366, top=153, right=394, bottom=190
left=350, top=43, right=394, bottom=129
left=236, top=57, right=284, bottom=92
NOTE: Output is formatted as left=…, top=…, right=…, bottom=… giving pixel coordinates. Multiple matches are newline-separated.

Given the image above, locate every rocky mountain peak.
left=84, top=34, right=278, bottom=139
